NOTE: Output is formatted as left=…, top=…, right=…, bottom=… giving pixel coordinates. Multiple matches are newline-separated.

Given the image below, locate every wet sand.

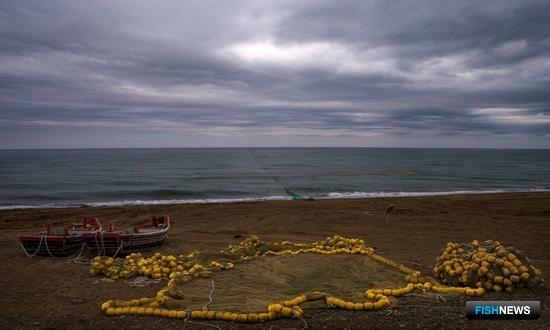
left=1, top=192, right=549, bottom=329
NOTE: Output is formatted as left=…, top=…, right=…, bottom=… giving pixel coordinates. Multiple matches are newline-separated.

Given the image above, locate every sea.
left=1, top=148, right=549, bottom=210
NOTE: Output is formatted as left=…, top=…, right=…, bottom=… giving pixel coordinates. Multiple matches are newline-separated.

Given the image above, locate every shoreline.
left=2, top=189, right=550, bottom=211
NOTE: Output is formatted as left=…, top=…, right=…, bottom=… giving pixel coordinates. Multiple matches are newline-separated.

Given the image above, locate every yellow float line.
left=96, top=236, right=494, bottom=323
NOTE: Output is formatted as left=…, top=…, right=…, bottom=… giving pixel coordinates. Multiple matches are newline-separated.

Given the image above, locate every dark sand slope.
left=0, top=192, right=549, bottom=329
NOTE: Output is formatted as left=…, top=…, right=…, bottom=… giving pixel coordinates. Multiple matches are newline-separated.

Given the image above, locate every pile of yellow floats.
left=90, top=252, right=233, bottom=280
left=91, top=235, right=544, bottom=323
left=433, top=240, right=544, bottom=293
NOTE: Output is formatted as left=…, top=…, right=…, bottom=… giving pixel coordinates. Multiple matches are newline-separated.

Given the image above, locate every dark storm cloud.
left=277, top=1, right=550, bottom=59
left=0, top=0, right=549, bottom=148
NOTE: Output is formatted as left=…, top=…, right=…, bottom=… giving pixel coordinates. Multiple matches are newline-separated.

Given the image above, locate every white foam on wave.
left=323, top=190, right=501, bottom=199
left=0, top=195, right=290, bottom=210
left=1, top=188, right=549, bottom=210
left=84, top=195, right=290, bottom=207
left=0, top=204, right=73, bottom=210
left=323, top=188, right=550, bottom=199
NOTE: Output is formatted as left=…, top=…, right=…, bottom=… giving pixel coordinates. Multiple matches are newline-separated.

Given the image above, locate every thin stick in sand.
left=385, top=204, right=394, bottom=224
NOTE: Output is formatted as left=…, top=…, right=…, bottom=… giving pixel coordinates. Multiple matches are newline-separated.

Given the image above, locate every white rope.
left=101, top=231, right=108, bottom=256
left=93, top=278, right=115, bottom=284
left=182, top=279, right=219, bottom=320
left=111, top=240, right=124, bottom=258
left=92, top=231, right=123, bottom=258
left=94, top=231, right=102, bottom=256
left=67, top=242, right=89, bottom=264
left=19, top=233, right=45, bottom=257
left=126, top=276, right=162, bottom=287
left=267, top=314, right=308, bottom=330
left=268, top=325, right=298, bottom=330
left=94, top=231, right=106, bottom=257
left=203, top=279, right=215, bottom=310
left=99, top=231, right=105, bottom=256
left=297, top=315, right=309, bottom=330
left=184, top=311, right=222, bottom=330
left=381, top=309, right=400, bottom=317
left=43, top=235, right=58, bottom=258
left=20, top=233, right=88, bottom=261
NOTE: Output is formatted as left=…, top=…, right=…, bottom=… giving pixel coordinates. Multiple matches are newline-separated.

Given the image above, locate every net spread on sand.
left=89, top=235, right=544, bottom=323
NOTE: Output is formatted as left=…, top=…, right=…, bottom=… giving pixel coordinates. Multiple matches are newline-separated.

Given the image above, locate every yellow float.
left=91, top=235, right=544, bottom=323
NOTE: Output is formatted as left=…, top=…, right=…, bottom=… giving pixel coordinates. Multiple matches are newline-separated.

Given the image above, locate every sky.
left=1, top=0, right=549, bottom=149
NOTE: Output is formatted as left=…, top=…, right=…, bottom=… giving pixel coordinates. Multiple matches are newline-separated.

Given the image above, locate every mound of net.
left=433, top=239, right=544, bottom=293
left=91, top=235, right=544, bottom=323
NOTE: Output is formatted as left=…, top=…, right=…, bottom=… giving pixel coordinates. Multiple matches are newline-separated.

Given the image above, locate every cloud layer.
left=1, top=0, right=549, bottom=148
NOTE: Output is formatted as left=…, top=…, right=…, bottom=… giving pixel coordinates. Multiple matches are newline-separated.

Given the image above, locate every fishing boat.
left=83, top=215, right=170, bottom=255
left=20, top=224, right=85, bottom=257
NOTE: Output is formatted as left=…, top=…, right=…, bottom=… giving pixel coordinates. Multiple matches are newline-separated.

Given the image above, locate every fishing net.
left=89, top=236, right=544, bottom=323
left=433, top=239, right=544, bottom=293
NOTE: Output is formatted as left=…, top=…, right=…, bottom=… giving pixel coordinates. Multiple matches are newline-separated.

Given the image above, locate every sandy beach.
left=1, top=192, right=549, bottom=329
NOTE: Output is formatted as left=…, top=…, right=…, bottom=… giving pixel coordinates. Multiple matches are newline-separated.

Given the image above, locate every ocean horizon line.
left=2, top=146, right=550, bottom=151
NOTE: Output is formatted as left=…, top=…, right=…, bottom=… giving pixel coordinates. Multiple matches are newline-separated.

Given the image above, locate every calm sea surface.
left=1, top=148, right=549, bottom=209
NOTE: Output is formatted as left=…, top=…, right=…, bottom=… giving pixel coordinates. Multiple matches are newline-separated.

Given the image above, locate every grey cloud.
left=0, top=0, right=549, bottom=148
